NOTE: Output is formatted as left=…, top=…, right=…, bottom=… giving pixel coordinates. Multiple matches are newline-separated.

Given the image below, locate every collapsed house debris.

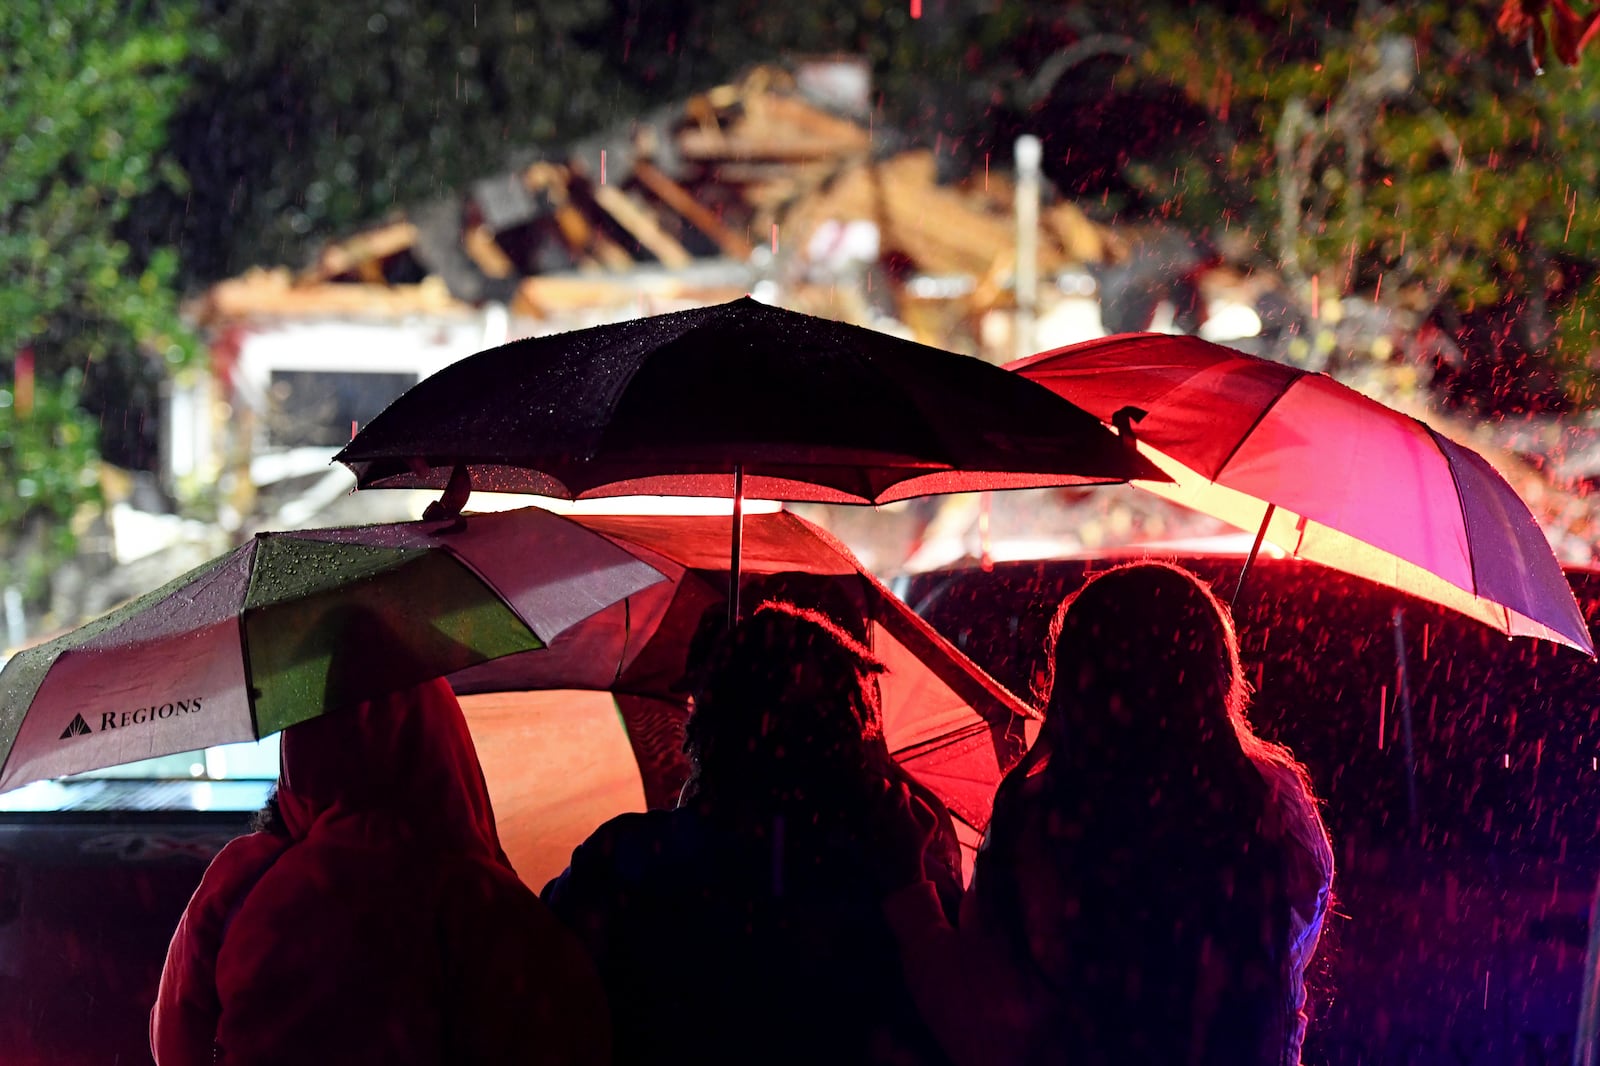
left=174, top=60, right=1594, bottom=580
left=188, top=63, right=1119, bottom=344
left=177, top=62, right=1141, bottom=552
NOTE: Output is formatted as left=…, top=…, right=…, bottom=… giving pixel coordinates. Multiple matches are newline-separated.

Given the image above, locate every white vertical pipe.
left=1014, top=134, right=1043, bottom=362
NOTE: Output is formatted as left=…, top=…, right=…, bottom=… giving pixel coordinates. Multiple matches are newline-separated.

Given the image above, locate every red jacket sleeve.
left=441, top=859, right=612, bottom=1066
left=150, top=834, right=286, bottom=1066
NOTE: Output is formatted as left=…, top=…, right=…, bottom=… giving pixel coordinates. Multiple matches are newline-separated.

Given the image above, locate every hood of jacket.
left=275, top=676, right=507, bottom=864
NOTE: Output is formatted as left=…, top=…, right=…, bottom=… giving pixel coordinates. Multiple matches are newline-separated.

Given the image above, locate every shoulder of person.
left=196, top=831, right=291, bottom=897
left=1252, top=759, right=1331, bottom=841
left=540, top=808, right=687, bottom=900
left=438, top=854, right=561, bottom=929
left=1248, top=756, right=1335, bottom=913
left=578, top=808, right=688, bottom=861
left=165, top=830, right=292, bottom=967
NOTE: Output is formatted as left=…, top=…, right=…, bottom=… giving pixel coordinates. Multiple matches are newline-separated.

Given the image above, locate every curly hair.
left=249, top=785, right=289, bottom=838
left=682, top=599, right=888, bottom=813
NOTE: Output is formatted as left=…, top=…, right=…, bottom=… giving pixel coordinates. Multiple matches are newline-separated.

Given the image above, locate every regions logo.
left=58, top=698, right=206, bottom=741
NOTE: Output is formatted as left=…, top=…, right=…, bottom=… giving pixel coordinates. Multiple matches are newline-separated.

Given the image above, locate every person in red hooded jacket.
left=150, top=675, right=610, bottom=1065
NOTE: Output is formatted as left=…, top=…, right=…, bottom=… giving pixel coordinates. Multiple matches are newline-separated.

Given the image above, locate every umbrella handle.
left=422, top=465, right=472, bottom=522
left=1231, top=502, right=1277, bottom=611
left=728, top=464, right=745, bottom=627
left=1391, top=606, right=1420, bottom=834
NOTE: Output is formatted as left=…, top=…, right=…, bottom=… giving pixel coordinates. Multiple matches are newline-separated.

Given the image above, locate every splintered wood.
left=189, top=268, right=466, bottom=323
left=198, top=65, right=1115, bottom=324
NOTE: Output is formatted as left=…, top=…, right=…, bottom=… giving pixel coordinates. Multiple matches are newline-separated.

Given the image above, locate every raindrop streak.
left=771, top=224, right=779, bottom=255
left=601, top=150, right=607, bottom=186
left=1378, top=685, right=1386, bottom=749
left=351, top=421, right=358, bottom=440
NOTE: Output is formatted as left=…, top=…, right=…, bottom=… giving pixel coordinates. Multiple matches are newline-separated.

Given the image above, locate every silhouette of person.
left=880, top=562, right=1333, bottom=1066
left=544, top=599, right=957, bottom=1066
left=151, top=675, right=610, bottom=1066
left=677, top=571, right=965, bottom=916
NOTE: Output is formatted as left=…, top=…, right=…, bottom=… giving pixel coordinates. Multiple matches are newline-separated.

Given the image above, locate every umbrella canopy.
left=0, top=507, right=665, bottom=792
left=1011, top=332, right=1593, bottom=655
left=446, top=508, right=1038, bottom=831
left=334, top=296, right=1163, bottom=503
left=458, top=689, right=651, bottom=891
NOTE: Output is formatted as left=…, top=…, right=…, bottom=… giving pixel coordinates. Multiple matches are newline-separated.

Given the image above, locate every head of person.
left=1035, top=561, right=1252, bottom=784
left=748, top=571, right=872, bottom=644
left=677, top=572, right=874, bottom=696
left=992, top=562, right=1329, bottom=1059
left=682, top=599, right=888, bottom=813
left=271, top=607, right=508, bottom=865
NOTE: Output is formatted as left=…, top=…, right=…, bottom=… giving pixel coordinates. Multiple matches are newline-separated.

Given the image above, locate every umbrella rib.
left=238, top=543, right=264, bottom=740
left=890, top=720, right=993, bottom=760
left=1208, top=365, right=1307, bottom=479
left=1424, top=424, right=1483, bottom=599
left=610, top=596, right=632, bottom=688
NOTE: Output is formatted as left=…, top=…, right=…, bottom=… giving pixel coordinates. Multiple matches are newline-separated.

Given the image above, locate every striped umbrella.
left=0, top=506, right=664, bottom=792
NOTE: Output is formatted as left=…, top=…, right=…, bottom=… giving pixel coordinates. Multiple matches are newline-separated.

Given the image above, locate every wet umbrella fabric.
left=1011, top=332, right=1593, bottom=655
left=446, top=508, right=1037, bottom=833
left=334, top=296, right=1162, bottom=503
left=0, top=507, right=665, bottom=792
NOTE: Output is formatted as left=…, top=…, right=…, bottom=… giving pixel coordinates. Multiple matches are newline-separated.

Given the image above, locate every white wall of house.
left=233, top=312, right=506, bottom=404
left=157, top=307, right=528, bottom=537
left=168, top=310, right=514, bottom=491
left=162, top=372, right=217, bottom=486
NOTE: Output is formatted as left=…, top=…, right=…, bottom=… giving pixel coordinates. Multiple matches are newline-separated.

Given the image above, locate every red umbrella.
left=1010, top=332, right=1593, bottom=656
left=446, top=507, right=1036, bottom=832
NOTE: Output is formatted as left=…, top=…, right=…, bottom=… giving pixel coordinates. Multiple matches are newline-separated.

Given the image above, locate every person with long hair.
left=880, top=562, right=1333, bottom=1066
left=544, top=600, right=958, bottom=1065
left=676, top=573, right=966, bottom=917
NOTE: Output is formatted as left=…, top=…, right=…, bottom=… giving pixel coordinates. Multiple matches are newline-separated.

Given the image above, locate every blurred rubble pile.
left=190, top=61, right=1115, bottom=354
left=69, top=60, right=1599, bottom=640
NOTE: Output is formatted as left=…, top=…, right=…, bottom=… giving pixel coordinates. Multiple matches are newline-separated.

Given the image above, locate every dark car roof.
left=904, top=553, right=1600, bottom=858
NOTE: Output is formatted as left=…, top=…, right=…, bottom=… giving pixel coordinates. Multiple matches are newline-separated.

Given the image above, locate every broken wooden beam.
left=464, top=225, right=516, bottom=279
left=678, top=130, right=867, bottom=162
left=298, top=222, right=418, bottom=284
left=633, top=161, right=753, bottom=260
left=514, top=274, right=749, bottom=316
left=589, top=184, right=695, bottom=269
left=532, top=165, right=637, bottom=272
left=191, top=268, right=468, bottom=322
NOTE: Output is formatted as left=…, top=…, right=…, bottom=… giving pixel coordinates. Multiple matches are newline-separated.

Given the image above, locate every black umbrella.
left=337, top=297, right=1163, bottom=620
